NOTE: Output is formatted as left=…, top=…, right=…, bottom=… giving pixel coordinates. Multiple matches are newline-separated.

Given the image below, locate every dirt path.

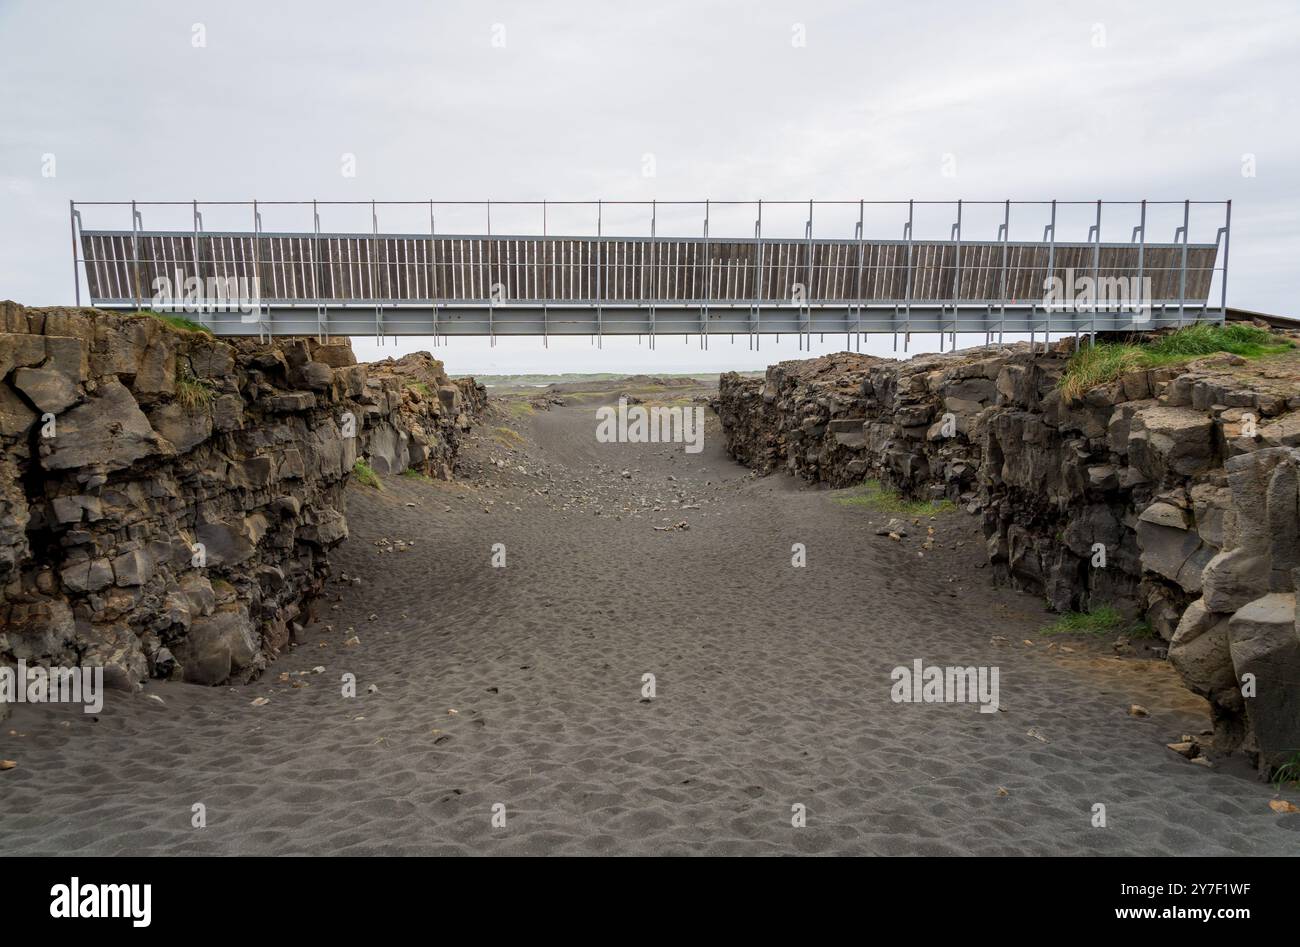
left=2, top=395, right=1296, bottom=855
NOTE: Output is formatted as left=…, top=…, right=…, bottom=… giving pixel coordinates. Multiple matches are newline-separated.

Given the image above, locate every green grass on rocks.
left=833, top=479, right=956, bottom=516
left=1059, top=324, right=1292, bottom=400
left=134, top=310, right=214, bottom=334
left=351, top=459, right=381, bottom=489
left=1039, top=606, right=1153, bottom=638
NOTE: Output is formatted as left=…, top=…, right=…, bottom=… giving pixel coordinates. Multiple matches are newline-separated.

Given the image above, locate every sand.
left=2, top=392, right=1297, bottom=855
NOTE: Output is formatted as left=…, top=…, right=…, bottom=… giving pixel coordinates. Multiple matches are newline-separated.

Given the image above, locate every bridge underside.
left=93, top=303, right=1223, bottom=338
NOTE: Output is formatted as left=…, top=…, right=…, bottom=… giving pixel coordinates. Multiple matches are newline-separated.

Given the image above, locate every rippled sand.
left=2, top=398, right=1295, bottom=855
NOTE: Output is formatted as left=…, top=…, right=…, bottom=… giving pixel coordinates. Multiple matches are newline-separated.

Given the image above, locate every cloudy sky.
left=1, top=0, right=1296, bottom=373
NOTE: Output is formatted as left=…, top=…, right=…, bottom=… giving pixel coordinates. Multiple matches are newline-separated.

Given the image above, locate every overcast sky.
left=1, top=0, right=1296, bottom=374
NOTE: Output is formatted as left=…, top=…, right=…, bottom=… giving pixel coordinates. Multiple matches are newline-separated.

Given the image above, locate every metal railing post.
left=803, top=198, right=814, bottom=350
left=753, top=200, right=762, bottom=351
left=947, top=199, right=962, bottom=352
left=430, top=201, right=440, bottom=346
left=486, top=199, right=494, bottom=346
left=903, top=199, right=914, bottom=353
left=1219, top=199, right=1231, bottom=322
left=369, top=200, right=381, bottom=343
left=265, top=204, right=279, bottom=317
left=998, top=199, right=1010, bottom=345
left=1041, top=199, right=1057, bottom=353
left=191, top=199, right=206, bottom=329
left=1088, top=198, right=1101, bottom=345
left=130, top=199, right=142, bottom=310
left=647, top=200, right=655, bottom=350
left=248, top=200, right=263, bottom=338
left=69, top=200, right=82, bottom=307
left=854, top=199, right=865, bottom=350
left=313, top=200, right=325, bottom=341
left=542, top=199, right=549, bottom=348
left=1134, top=199, right=1147, bottom=327
left=702, top=198, right=710, bottom=349
left=596, top=200, right=602, bottom=348
left=1177, top=198, right=1190, bottom=326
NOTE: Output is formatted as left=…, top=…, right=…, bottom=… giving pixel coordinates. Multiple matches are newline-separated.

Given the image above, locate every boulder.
left=365, top=422, right=409, bottom=475
left=111, top=548, right=155, bottom=587
left=149, top=401, right=214, bottom=454
left=80, top=621, right=149, bottom=691
left=1201, top=547, right=1270, bottom=613
left=195, top=520, right=256, bottom=567
left=0, top=384, right=37, bottom=438
left=1169, top=599, right=1238, bottom=700
left=1224, top=448, right=1290, bottom=552
left=2, top=598, right=76, bottom=659
left=1136, top=500, right=1213, bottom=592
left=60, top=556, right=114, bottom=593
left=1265, top=456, right=1299, bottom=590
left=297, top=508, right=348, bottom=546
left=173, top=605, right=261, bottom=685
left=11, top=367, right=80, bottom=414
left=1228, top=593, right=1300, bottom=770
left=296, top=361, right=334, bottom=391
left=1128, top=405, right=1215, bottom=480
left=0, top=331, right=47, bottom=378
left=1259, top=413, right=1300, bottom=448
left=308, top=343, right=356, bottom=368
left=41, top=378, right=169, bottom=472
left=264, top=392, right=316, bottom=413
left=179, top=572, right=216, bottom=617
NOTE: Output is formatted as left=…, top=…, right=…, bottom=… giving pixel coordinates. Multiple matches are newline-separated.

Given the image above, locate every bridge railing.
left=68, top=199, right=1231, bottom=347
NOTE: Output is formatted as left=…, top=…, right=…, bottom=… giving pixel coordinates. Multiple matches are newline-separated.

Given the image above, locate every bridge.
left=70, top=199, right=1231, bottom=350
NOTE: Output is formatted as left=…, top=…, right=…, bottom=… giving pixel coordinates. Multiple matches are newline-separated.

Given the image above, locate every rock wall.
left=361, top=352, right=486, bottom=479
left=718, top=334, right=1300, bottom=774
left=0, top=303, right=480, bottom=709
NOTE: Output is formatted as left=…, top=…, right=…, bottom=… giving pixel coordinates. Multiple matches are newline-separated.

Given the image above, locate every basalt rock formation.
left=0, top=303, right=481, bottom=710
left=362, top=351, right=487, bottom=478
left=719, top=333, right=1300, bottom=775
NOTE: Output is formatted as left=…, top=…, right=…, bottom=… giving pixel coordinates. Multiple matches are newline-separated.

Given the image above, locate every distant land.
left=477, top=371, right=762, bottom=387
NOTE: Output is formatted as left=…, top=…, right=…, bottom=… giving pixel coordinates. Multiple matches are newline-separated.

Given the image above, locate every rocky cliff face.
left=0, top=303, right=481, bottom=709
left=360, top=351, right=486, bottom=479
left=718, top=334, right=1300, bottom=774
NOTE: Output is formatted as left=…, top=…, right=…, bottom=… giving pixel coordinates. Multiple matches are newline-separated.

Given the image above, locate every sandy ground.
left=3, top=385, right=1298, bottom=855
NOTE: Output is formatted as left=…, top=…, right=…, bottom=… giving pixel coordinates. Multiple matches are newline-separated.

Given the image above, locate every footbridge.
left=70, top=199, right=1231, bottom=350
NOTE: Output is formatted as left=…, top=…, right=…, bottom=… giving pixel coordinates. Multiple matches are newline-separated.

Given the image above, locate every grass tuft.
left=404, top=381, right=436, bottom=399
left=1272, top=751, right=1300, bottom=790
left=174, top=358, right=216, bottom=410
left=834, top=479, right=955, bottom=516
left=492, top=426, right=524, bottom=446
left=352, top=459, right=382, bottom=489
left=176, top=375, right=215, bottom=410
left=1059, top=324, right=1293, bottom=400
left=135, top=310, right=214, bottom=335
left=1040, top=606, right=1153, bottom=638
